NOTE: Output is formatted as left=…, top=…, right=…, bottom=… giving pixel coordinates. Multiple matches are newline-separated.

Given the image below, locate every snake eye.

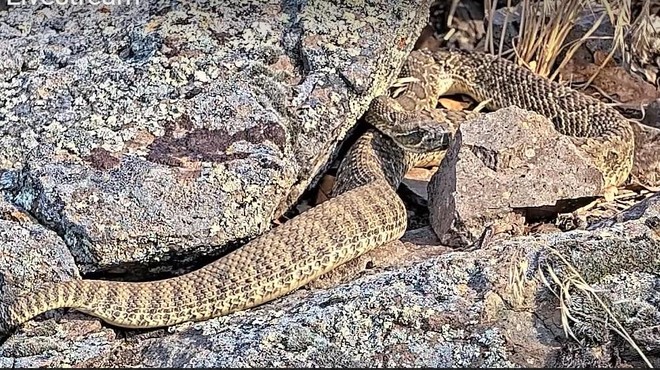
left=394, top=130, right=425, bottom=150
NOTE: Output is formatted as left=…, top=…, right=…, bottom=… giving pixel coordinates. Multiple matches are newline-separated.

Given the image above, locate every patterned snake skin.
left=0, top=49, right=634, bottom=332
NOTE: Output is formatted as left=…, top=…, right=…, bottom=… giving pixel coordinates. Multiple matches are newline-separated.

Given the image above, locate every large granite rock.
left=0, top=0, right=429, bottom=274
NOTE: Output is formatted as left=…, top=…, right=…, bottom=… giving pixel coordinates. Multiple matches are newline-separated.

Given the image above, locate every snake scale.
left=0, top=48, right=634, bottom=332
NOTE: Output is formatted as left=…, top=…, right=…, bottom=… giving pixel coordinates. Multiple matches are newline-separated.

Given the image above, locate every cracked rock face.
left=0, top=0, right=429, bottom=274
left=0, top=194, right=78, bottom=297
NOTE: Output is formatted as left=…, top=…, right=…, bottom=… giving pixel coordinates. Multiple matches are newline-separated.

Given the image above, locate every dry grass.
left=473, top=0, right=644, bottom=82
left=538, top=247, right=653, bottom=368
left=507, top=248, right=530, bottom=308
left=627, top=0, right=655, bottom=67
left=516, top=0, right=603, bottom=78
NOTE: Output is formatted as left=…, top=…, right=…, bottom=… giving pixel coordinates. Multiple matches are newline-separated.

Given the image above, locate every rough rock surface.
left=1, top=195, right=658, bottom=367
left=0, top=173, right=79, bottom=301
left=428, top=107, right=604, bottom=247
left=0, top=0, right=429, bottom=274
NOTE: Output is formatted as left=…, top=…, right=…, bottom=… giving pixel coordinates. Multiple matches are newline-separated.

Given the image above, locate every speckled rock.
left=428, top=107, right=604, bottom=247
left=0, top=0, right=429, bottom=274
left=0, top=176, right=85, bottom=367
left=1, top=193, right=657, bottom=367
left=0, top=172, right=79, bottom=305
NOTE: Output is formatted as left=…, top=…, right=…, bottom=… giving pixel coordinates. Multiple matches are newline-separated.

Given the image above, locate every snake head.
left=366, top=96, right=453, bottom=153
left=388, top=111, right=453, bottom=153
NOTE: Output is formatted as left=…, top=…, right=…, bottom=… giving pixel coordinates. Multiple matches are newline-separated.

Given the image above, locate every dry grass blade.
left=539, top=247, right=653, bottom=368
left=484, top=0, right=637, bottom=83
left=391, top=76, right=420, bottom=98
left=539, top=262, right=580, bottom=342
left=392, top=76, right=420, bottom=87
left=497, top=0, right=514, bottom=56
left=605, top=0, right=632, bottom=59
left=446, top=0, right=461, bottom=28
left=626, top=0, right=652, bottom=69
left=484, top=0, right=499, bottom=53
left=472, top=98, right=493, bottom=112
left=575, top=0, right=633, bottom=88
left=507, top=248, right=529, bottom=307
left=516, top=0, right=589, bottom=77
left=549, top=10, right=607, bottom=81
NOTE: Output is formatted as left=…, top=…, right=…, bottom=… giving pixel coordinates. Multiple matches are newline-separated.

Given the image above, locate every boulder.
left=428, top=107, right=603, bottom=247
left=0, top=0, right=429, bottom=274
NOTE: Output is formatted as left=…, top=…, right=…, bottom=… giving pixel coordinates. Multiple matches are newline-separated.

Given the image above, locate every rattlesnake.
left=0, top=48, right=634, bottom=332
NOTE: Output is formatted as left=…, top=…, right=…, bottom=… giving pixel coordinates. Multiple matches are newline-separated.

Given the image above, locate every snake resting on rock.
left=0, top=48, right=634, bottom=332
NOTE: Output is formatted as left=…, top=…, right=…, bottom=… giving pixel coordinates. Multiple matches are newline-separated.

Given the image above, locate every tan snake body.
left=0, top=49, right=634, bottom=332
